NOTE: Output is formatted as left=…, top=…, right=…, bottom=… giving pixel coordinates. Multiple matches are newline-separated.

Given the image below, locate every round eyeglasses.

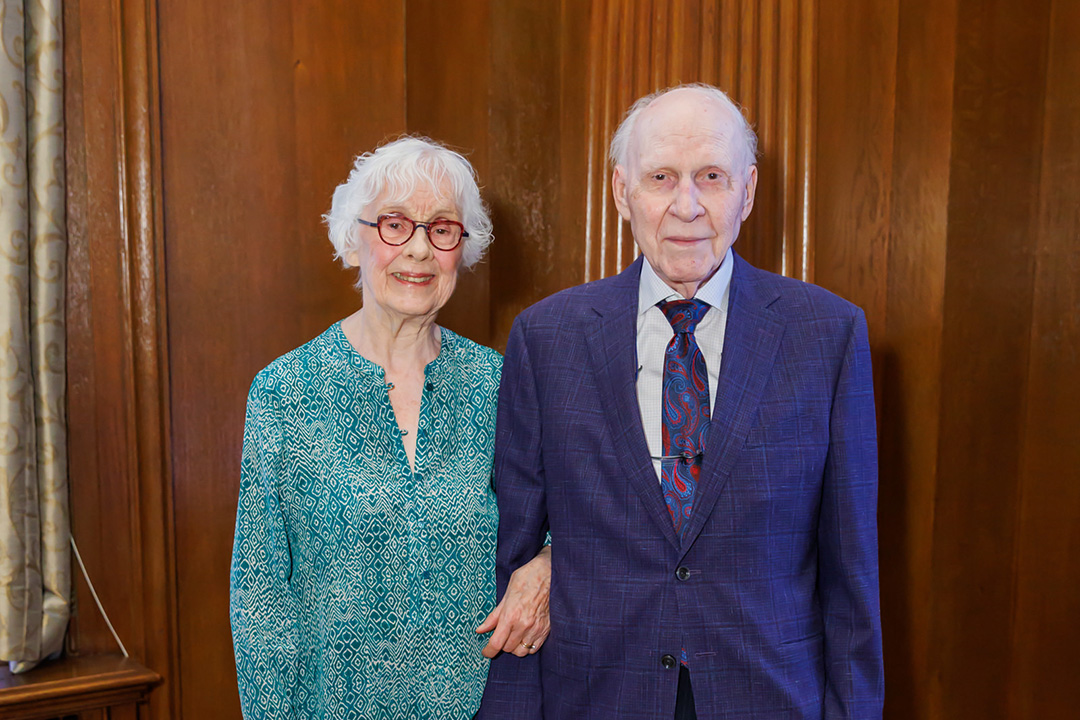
left=357, top=213, right=468, bottom=251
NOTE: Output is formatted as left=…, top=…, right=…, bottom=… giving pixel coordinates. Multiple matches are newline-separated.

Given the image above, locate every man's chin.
left=659, top=260, right=722, bottom=288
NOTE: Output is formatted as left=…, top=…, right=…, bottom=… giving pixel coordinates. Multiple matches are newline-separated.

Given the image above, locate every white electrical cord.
left=70, top=536, right=129, bottom=658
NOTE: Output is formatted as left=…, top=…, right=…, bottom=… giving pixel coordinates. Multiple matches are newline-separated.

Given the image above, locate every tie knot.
left=658, top=299, right=710, bottom=334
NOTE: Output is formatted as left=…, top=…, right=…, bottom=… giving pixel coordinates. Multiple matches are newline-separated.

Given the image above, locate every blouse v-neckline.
left=329, top=321, right=453, bottom=473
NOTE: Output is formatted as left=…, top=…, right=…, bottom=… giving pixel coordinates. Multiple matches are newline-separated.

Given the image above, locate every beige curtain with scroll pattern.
left=0, top=0, right=69, bottom=674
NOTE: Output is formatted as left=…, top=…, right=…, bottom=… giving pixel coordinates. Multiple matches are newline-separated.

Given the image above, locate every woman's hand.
left=476, top=545, right=551, bottom=657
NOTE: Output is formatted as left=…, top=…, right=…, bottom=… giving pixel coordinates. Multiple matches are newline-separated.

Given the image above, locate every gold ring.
left=520, top=641, right=536, bottom=650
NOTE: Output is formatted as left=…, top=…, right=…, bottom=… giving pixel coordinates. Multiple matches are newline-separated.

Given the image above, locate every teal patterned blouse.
left=230, top=322, right=502, bottom=719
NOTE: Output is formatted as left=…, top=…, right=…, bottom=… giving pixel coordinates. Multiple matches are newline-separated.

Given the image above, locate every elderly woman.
left=230, top=136, right=550, bottom=719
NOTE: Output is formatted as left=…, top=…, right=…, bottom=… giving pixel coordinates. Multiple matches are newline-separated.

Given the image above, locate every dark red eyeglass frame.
left=357, top=213, right=469, bottom=251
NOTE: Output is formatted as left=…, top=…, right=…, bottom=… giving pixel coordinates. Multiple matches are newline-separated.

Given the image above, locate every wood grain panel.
left=486, top=0, right=568, bottom=348
left=930, top=0, right=1051, bottom=716
left=877, top=0, right=958, bottom=717
left=581, top=0, right=816, bottom=282
left=1011, top=0, right=1080, bottom=715
left=157, top=2, right=406, bottom=717
left=813, top=0, right=896, bottom=332
left=112, top=3, right=178, bottom=717
left=405, top=0, right=492, bottom=345
left=64, top=3, right=177, bottom=720
left=0, top=654, right=158, bottom=720
left=65, top=0, right=131, bottom=658
left=543, top=0, right=595, bottom=351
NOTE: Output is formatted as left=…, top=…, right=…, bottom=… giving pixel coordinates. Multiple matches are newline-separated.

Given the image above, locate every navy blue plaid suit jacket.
left=479, top=254, right=883, bottom=719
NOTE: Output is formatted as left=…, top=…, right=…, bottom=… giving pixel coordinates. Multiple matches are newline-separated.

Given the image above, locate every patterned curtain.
left=0, top=0, right=69, bottom=673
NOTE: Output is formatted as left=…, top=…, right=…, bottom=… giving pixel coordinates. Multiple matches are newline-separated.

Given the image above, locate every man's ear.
left=612, top=165, right=632, bottom=221
left=740, top=164, right=758, bottom=221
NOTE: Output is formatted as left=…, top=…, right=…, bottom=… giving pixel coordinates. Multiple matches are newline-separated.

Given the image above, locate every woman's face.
left=347, top=179, right=464, bottom=322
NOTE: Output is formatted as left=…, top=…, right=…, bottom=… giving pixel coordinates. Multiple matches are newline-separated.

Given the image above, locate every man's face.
left=612, top=89, right=757, bottom=298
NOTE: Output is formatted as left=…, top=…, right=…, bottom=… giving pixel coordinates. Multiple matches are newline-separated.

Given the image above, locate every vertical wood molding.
left=115, top=2, right=179, bottom=719
left=580, top=0, right=816, bottom=281
left=65, top=0, right=178, bottom=718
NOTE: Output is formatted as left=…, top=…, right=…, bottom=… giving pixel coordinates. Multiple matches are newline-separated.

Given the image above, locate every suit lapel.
left=681, top=255, right=785, bottom=551
left=587, top=258, right=682, bottom=550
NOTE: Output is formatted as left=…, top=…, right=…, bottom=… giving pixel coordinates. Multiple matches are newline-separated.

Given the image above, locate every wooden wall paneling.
left=794, top=0, right=814, bottom=282
left=160, top=6, right=301, bottom=716
left=813, top=0, right=897, bottom=333
left=113, top=3, right=177, bottom=718
left=717, top=0, right=739, bottom=91
left=405, top=0, right=493, bottom=345
left=698, top=0, right=719, bottom=83
left=65, top=0, right=128, bottom=657
left=581, top=0, right=607, bottom=283
left=929, top=0, right=1052, bottom=716
left=750, top=0, right=777, bottom=274
left=547, top=0, right=595, bottom=350
left=588, top=0, right=618, bottom=282
left=877, top=0, right=958, bottom=717
left=157, top=2, right=406, bottom=717
left=615, top=0, right=639, bottom=272
left=736, top=0, right=816, bottom=280
left=64, top=4, right=178, bottom=720
left=289, top=4, right=400, bottom=334
left=669, top=0, right=694, bottom=82
left=1011, top=0, right=1080, bottom=715
left=736, top=0, right=758, bottom=117
left=775, top=0, right=814, bottom=282
left=486, top=0, right=568, bottom=348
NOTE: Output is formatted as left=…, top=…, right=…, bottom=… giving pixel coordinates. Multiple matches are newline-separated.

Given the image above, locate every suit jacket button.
left=661, top=654, right=677, bottom=669
left=676, top=566, right=690, bottom=581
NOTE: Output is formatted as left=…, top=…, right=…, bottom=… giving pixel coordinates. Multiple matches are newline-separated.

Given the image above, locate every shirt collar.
left=637, top=247, right=734, bottom=316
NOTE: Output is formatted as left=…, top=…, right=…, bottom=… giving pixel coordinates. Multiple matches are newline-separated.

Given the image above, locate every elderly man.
left=479, top=84, right=883, bottom=719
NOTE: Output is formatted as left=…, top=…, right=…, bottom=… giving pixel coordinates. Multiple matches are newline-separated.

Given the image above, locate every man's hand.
left=476, top=546, right=551, bottom=657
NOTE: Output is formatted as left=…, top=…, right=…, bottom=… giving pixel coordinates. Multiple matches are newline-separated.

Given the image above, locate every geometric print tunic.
left=230, top=322, right=501, bottom=719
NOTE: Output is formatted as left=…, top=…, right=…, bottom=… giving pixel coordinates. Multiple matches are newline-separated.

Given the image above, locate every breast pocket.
left=733, top=410, right=828, bottom=508
left=743, top=413, right=818, bottom=448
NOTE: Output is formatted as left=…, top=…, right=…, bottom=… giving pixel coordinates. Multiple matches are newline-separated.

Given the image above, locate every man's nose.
left=672, top=180, right=705, bottom=221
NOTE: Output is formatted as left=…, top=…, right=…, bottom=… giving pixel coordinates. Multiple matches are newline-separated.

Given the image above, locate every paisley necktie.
left=658, top=299, right=711, bottom=541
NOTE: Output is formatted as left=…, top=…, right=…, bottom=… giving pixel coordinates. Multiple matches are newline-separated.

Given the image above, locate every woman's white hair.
left=608, top=82, right=759, bottom=171
left=324, top=136, right=493, bottom=282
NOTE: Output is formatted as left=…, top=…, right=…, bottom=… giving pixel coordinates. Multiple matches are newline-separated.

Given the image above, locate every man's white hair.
left=608, top=83, right=759, bottom=171
left=324, top=136, right=493, bottom=284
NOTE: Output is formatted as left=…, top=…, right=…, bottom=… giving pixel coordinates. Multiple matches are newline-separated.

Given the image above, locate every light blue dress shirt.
left=230, top=322, right=501, bottom=719
left=636, top=248, right=734, bottom=480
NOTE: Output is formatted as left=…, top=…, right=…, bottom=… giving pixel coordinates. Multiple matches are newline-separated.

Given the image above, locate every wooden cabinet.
left=0, top=655, right=160, bottom=720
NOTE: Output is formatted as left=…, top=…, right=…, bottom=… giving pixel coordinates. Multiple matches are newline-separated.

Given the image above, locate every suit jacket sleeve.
left=478, top=315, right=549, bottom=718
left=820, top=309, right=885, bottom=718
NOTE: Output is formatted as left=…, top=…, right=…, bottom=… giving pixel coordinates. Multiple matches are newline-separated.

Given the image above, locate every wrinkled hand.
left=476, top=546, right=551, bottom=657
